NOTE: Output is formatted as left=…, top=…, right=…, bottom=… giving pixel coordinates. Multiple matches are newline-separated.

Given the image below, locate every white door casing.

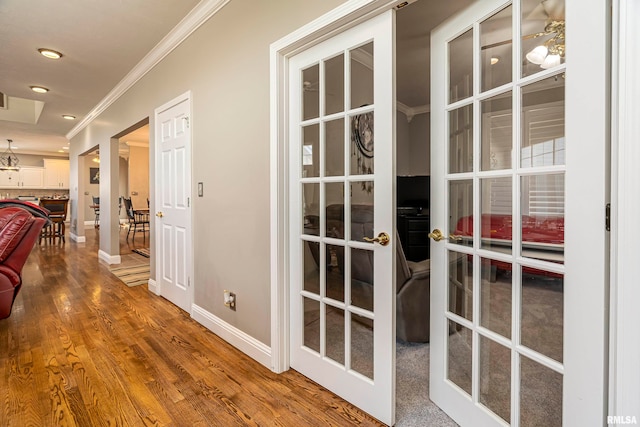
left=288, top=10, right=396, bottom=426
left=430, top=1, right=608, bottom=426
left=154, top=92, right=193, bottom=313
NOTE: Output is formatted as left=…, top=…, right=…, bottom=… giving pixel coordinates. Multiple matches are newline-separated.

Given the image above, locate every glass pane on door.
left=449, top=29, right=473, bottom=103
left=479, top=336, right=511, bottom=423
left=521, top=0, right=566, bottom=78
left=303, top=64, right=320, bottom=120
left=350, top=42, right=374, bottom=109
left=480, top=5, right=513, bottom=92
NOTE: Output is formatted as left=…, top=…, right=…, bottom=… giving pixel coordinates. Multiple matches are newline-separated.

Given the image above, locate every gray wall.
left=69, top=0, right=347, bottom=346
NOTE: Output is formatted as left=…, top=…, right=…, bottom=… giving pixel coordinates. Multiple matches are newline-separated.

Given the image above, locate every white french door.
left=288, top=10, right=396, bottom=426
left=430, top=0, right=608, bottom=426
left=155, top=93, right=193, bottom=313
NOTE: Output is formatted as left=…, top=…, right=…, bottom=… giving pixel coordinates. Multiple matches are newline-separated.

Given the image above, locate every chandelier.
left=525, top=20, right=565, bottom=69
left=0, top=140, right=20, bottom=171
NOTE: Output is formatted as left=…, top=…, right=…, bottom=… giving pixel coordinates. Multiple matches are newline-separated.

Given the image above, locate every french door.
left=288, top=10, right=396, bottom=426
left=430, top=0, right=608, bottom=426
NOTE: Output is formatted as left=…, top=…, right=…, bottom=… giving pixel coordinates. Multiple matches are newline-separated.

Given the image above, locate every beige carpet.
left=110, top=264, right=150, bottom=287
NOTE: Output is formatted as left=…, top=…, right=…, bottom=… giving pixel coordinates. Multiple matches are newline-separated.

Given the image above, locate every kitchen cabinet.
left=0, top=167, right=44, bottom=189
left=44, top=159, right=70, bottom=189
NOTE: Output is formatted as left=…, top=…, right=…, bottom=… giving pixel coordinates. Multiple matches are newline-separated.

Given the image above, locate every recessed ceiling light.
left=58, top=150, right=65, bottom=153
left=490, top=57, right=500, bottom=65
left=62, top=146, right=69, bottom=150
left=38, top=48, right=63, bottom=59
left=30, top=86, right=49, bottom=93
left=62, top=114, right=76, bottom=120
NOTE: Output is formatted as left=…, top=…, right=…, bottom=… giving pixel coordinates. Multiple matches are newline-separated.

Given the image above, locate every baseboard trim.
left=70, top=233, right=86, bottom=243
left=148, top=278, right=159, bottom=295
left=98, top=250, right=121, bottom=265
left=191, top=304, right=272, bottom=370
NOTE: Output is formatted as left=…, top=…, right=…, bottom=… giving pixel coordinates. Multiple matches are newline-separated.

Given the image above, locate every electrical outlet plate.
left=223, top=290, right=236, bottom=311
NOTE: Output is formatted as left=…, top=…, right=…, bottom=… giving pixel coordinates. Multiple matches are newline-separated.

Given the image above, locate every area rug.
left=132, top=248, right=150, bottom=258
left=109, top=264, right=150, bottom=287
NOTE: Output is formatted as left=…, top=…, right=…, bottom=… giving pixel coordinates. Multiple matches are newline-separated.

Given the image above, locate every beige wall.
left=127, top=145, right=149, bottom=210
left=69, top=0, right=347, bottom=346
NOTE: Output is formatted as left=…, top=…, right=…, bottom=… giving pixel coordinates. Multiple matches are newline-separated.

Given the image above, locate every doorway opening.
left=394, top=1, right=472, bottom=424
left=111, top=118, right=151, bottom=260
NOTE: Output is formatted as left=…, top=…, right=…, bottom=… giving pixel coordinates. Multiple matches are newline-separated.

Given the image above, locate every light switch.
left=198, top=182, right=203, bottom=197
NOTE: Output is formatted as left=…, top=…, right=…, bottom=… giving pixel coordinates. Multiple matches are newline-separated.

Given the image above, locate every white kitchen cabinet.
left=44, top=159, right=70, bottom=189
left=0, top=167, right=44, bottom=188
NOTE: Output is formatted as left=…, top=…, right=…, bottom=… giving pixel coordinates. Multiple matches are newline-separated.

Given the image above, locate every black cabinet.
left=397, top=214, right=430, bottom=262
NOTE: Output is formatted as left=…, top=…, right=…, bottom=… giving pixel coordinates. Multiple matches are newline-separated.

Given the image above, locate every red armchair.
left=0, top=203, right=49, bottom=319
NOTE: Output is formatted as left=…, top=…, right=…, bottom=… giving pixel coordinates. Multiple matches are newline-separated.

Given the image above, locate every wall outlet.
left=223, top=290, right=236, bottom=311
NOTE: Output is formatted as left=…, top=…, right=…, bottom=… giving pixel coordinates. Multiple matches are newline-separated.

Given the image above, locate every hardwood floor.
left=1, top=227, right=383, bottom=426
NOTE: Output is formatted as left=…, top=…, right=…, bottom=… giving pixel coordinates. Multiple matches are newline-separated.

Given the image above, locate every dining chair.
left=123, top=197, right=149, bottom=241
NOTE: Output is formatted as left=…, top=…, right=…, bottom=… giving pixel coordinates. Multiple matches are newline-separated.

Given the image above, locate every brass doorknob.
left=156, top=212, right=164, bottom=218
left=428, top=229, right=444, bottom=242
left=363, top=232, right=390, bottom=246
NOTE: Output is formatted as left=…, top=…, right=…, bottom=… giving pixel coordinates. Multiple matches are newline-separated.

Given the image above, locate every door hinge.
left=188, top=197, right=190, bottom=207
left=188, top=277, right=191, bottom=287
left=183, top=116, right=190, bottom=128
left=605, top=203, right=611, bottom=231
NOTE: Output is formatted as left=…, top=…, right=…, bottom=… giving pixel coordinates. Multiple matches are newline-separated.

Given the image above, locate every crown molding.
left=125, top=141, right=149, bottom=148
left=396, top=101, right=429, bottom=122
left=66, top=0, right=231, bottom=140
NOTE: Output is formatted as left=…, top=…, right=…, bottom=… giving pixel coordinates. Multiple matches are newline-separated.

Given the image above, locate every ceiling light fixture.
left=525, top=20, right=565, bottom=69
left=38, top=48, right=63, bottom=59
left=92, top=155, right=100, bottom=164
left=0, top=140, right=20, bottom=171
left=62, top=114, right=76, bottom=120
left=30, top=85, right=49, bottom=93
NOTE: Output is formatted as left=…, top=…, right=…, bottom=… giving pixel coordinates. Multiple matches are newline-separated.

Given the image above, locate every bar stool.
left=39, top=199, right=69, bottom=244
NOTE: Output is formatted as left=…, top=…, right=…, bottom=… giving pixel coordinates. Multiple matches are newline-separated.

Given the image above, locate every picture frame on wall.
left=90, top=167, right=100, bottom=184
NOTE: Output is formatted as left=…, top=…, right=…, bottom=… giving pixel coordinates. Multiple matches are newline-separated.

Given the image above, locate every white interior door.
left=155, top=93, right=193, bottom=313
left=430, top=0, right=607, bottom=426
left=288, top=10, right=396, bottom=426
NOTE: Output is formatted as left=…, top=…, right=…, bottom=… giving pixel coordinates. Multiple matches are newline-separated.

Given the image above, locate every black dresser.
left=397, top=213, right=430, bottom=262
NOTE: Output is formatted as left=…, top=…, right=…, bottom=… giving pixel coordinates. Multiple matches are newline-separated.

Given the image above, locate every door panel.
left=430, top=0, right=606, bottom=426
left=289, top=10, right=395, bottom=426
left=155, top=96, right=192, bottom=313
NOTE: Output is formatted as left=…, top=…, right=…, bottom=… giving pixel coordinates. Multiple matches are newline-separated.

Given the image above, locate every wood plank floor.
left=0, top=228, right=384, bottom=427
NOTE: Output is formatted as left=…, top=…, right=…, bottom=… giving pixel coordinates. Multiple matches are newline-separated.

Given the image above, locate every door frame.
left=609, top=0, right=640, bottom=417
left=152, top=90, right=194, bottom=313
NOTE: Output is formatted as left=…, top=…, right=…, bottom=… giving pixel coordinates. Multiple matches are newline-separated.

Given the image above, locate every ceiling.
left=0, top=0, right=200, bottom=155
left=0, top=0, right=557, bottom=156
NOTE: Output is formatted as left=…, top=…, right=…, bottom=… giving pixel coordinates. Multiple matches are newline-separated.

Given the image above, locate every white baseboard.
left=70, top=232, right=86, bottom=243
left=98, top=250, right=121, bottom=265
left=148, top=278, right=159, bottom=295
left=191, top=304, right=272, bottom=370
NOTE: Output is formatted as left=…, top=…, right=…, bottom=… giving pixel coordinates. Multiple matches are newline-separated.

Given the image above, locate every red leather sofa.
left=454, top=214, right=564, bottom=278
left=0, top=202, right=49, bottom=319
